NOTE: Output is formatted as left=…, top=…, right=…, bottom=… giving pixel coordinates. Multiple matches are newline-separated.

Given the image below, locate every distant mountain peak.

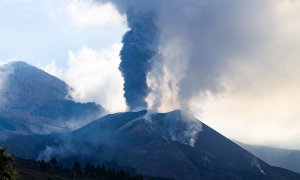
left=2, top=60, right=70, bottom=102
left=5, top=60, right=30, bottom=67
left=0, top=61, right=104, bottom=134
left=1, top=61, right=36, bottom=73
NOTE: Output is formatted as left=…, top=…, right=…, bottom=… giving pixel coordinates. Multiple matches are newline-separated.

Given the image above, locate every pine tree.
left=49, top=157, right=57, bottom=166
left=40, top=160, right=48, bottom=171
left=72, top=161, right=81, bottom=174
left=84, top=162, right=95, bottom=178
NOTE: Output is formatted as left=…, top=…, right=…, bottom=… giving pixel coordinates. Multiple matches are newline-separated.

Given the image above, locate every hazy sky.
left=1, top=0, right=300, bottom=150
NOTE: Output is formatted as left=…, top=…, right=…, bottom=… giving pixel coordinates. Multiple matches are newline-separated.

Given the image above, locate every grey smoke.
left=162, top=111, right=202, bottom=146
left=143, top=110, right=202, bottom=146
left=38, top=136, right=83, bottom=161
left=252, top=158, right=266, bottom=175
left=0, top=63, right=13, bottom=107
left=96, top=0, right=274, bottom=112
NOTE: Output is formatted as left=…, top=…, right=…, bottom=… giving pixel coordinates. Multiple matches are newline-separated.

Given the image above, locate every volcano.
left=29, top=110, right=299, bottom=180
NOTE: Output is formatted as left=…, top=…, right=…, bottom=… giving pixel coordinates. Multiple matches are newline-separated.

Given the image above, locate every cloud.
left=40, top=60, right=64, bottom=78
left=67, top=0, right=126, bottom=28
left=47, top=44, right=127, bottom=113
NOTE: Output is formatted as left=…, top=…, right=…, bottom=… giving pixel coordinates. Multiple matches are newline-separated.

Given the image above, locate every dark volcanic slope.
left=36, top=110, right=299, bottom=180
left=0, top=61, right=104, bottom=135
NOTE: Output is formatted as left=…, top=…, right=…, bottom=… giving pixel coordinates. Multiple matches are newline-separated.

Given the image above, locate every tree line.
left=0, top=146, right=150, bottom=180
left=44, top=157, right=144, bottom=180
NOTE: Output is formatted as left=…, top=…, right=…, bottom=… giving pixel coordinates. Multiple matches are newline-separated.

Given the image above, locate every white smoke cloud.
left=147, top=0, right=275, bottom=112
left=146, top=37, right=188, bottom=112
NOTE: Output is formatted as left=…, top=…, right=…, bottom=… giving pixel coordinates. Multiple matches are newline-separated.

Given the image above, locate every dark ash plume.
left=119, top=9, right=159, bottom=110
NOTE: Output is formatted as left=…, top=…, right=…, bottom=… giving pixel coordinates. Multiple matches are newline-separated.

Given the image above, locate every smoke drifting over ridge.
left=96, top=0, right=278, bottom=112
left=0, top=63, right=13, bottom=108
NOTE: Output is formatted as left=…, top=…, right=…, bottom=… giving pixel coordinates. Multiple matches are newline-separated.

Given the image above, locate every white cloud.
left=43, top=44, right=127, bottom=113
left=42, top=44, right=127, bottom=113
left=64, top=44, right=127, bottom=113
left=67, top=0, right=126, bottom=28
left=41, top=60, right=64, bottom=78
left=0, top=59, right=15, bottom=66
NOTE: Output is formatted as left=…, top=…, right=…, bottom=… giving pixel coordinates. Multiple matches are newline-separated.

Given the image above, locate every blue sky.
left=0, top=0, right=127, bottom=68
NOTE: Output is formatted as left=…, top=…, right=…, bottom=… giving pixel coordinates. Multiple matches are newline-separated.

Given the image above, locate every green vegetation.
left=12, top=157, right=144, bottom=180
left=0, top=146, right=149, bottom=180
left=0, top=146, right=16, bottom=180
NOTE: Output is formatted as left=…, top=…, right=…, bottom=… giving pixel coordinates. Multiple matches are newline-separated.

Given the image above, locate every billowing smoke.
left=93, top=0, right=300, bottom=149
left=119, top=9, right=159, bottom=110
left=96, top=0, right=276, bottom=113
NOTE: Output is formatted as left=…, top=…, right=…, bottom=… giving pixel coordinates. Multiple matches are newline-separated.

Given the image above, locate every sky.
left=1, top=0, right=300, bottom=150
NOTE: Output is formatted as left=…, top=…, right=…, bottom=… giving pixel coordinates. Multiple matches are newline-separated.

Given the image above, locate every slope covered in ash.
left=32, top=110, right=300, bottom=180
left=0, top=61, right=104, bottom=135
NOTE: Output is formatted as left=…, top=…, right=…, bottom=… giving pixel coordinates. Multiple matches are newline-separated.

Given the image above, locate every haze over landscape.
left=1, top=0, right=300, bottom=179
